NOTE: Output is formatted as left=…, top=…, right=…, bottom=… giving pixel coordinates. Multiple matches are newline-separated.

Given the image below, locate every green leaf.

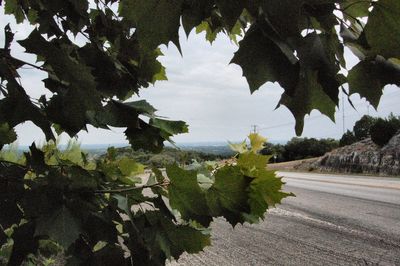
left=215, top=0, right=244, bottom=30
left=119, top=0, right=183, bottom=51
left=248, top=169, right=293, bottom=218
left=150, top=118, right=189, bottom=140
left=152, top=167, right=165, bottom=184
left=118, top=157, right=144, bottom=176
left=248, top=133, right=266, bottom=153
left=35, top=206, right=82, bottom=249
left=90, top=244, right=127, bottom=265
left=231, top=25, right=299, bottom=93
left=125, top=100, right=157, bottom=116
left=27, top=9, right=39, bottom=24
left=0, top=123, right=17, bottom=149
left=0, top=82, right=54, bottom=141
left=261, top=0, right=303, bottom=40
left=364, top=0, right=400, bottom=58
left=0, top=198, right=23, bottom=230
left=137, top=48, right=168, bottom=85
left=18, top=30, right=101, bottom=136
left=340, top=0, right=371, bottom=18
left=25, top=143, right=47, bottom=174
left=297, top=33, right=343, bottom=102
left=125, top=120, right=165, bottom=153
left=91, top=101, right=139, bottom=129
left=8, top=222, right=37, bottom=266
left=228, top=140, right=247, bottom=153
left=113, top=194, right=131, bottom=215
left=166, top=164, right=211, bottom=226
left=237, top=152, right=268, bottom=175
left=77, top=43, right=139, bottom=100
left=206, top=166, right=251, bottom=226
left=68, top=166, right=98, bottom=190
left=158, top=215, right=210, bottom=259
left=4, top=0, right=25, bottom=23
left=278, top=69, right=337, bottom=135
left=181, top=0, right=214, bottom=36
left=348, top=58, right=400, bottom=108
left=195, top=21, right=221, bottom=44
left=4, top=24, right=14, bottom=50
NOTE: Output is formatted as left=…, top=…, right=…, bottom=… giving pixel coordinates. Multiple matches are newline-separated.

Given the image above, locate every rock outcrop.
left=312, top=133, right=400, bottom=176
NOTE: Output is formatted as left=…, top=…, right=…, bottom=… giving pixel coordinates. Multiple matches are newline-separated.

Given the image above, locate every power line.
left=256, top=97, right=400, bottom=133
left=258, top=114, right=328, bottom=131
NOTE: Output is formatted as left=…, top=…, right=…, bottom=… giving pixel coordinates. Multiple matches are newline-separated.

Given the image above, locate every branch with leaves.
left=0, top=134, right=291, bottom=265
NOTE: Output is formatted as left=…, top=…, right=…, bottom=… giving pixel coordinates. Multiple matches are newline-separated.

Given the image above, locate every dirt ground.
left=267, top=157, right=320, bottom=172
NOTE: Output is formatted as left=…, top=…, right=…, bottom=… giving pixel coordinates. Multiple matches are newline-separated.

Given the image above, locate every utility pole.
left=251, top=125, right=258, bottom=134
left=342, top=94, right=345, bottom=134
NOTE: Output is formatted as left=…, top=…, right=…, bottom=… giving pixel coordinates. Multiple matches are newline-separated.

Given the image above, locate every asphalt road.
left=169, top=172, right=400, bottom=266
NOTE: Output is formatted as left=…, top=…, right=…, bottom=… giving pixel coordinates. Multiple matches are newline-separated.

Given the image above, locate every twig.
left=94, top=182, right=168, bottom=194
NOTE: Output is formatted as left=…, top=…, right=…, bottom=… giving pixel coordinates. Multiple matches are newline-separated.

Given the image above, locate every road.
left=169, top=172, right=400, bottom=266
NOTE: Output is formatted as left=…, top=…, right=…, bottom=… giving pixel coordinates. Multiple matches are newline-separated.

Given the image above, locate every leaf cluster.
left=0, top=134, right=291, bottom=265
left=1, top=0, right=188, bottom=152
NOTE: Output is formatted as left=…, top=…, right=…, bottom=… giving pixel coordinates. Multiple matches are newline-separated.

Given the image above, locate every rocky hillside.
left=312, top=133, right=400, bottom=176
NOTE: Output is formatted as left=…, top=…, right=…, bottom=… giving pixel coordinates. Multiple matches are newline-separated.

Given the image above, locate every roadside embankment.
left=269, top=133, right=400, bottom=177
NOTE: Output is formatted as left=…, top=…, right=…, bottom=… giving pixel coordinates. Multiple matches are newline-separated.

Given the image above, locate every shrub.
left=282, top=137, right=339, bottom=161
left=340, top=130, right=357, bottom=147
left=354, top=115, right=377, bottom=141
left=370, top=118, right=399, bottom=146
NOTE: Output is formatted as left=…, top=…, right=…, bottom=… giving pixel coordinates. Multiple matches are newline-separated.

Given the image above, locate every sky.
left=1, top=8, right=400, bottom=146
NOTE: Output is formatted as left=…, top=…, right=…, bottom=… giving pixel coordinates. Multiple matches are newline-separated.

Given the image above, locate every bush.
left=354, top=115, right=377, bottom=141
left=370, top=118, right=399, bottom=146
left=280, top=138, right=339, bottom=162
left=388, top=113, right=400, bottom=129
left=260, top=143, right=285, bottom=162
left=340, top=130, right=357, bottom=147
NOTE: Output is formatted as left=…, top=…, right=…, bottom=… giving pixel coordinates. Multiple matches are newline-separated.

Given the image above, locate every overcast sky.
left=1, top=9, right=399, bottom=146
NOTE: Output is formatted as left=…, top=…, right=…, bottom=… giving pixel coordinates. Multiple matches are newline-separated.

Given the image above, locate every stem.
left=340, top=0, right=372, bottom=13
left=0, top=159, right=26, bottom=168
left=17, top=59, right=48, bottom=72
left=98, top=0, right=120, bottom=20
left=0, top=83, right=7, bottom=95
left=94, top=182, right=168, bottom=194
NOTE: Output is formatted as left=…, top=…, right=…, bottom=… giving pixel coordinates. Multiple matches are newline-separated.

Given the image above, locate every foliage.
left=353, top=115, right=377, bottom=141
left=387, top=113, right=400, bottom=130
left=99, top=146, right=231, bottom=168
left=283, top=138, right=339, bottom=161
left=339, top=113, right=400, bottom=146
left=0, top=135, right=291, bottom=265
left=259, top=143, right=286, bottom=163
left=1, top=0, right=400, bottom=264
left=370, top=117, right=400, bottom=146
left=260, top=138, right=339, bottom=162
left=339, top=130, right=357, bottom=147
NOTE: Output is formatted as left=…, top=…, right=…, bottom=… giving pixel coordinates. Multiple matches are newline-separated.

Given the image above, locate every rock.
left=312, top=133, right=400, bottom=176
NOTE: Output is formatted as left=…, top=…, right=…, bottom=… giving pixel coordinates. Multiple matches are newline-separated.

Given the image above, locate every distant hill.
left=98, top=146, right=232, bottom=168
left=175, top=144, right=235, bottom=157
